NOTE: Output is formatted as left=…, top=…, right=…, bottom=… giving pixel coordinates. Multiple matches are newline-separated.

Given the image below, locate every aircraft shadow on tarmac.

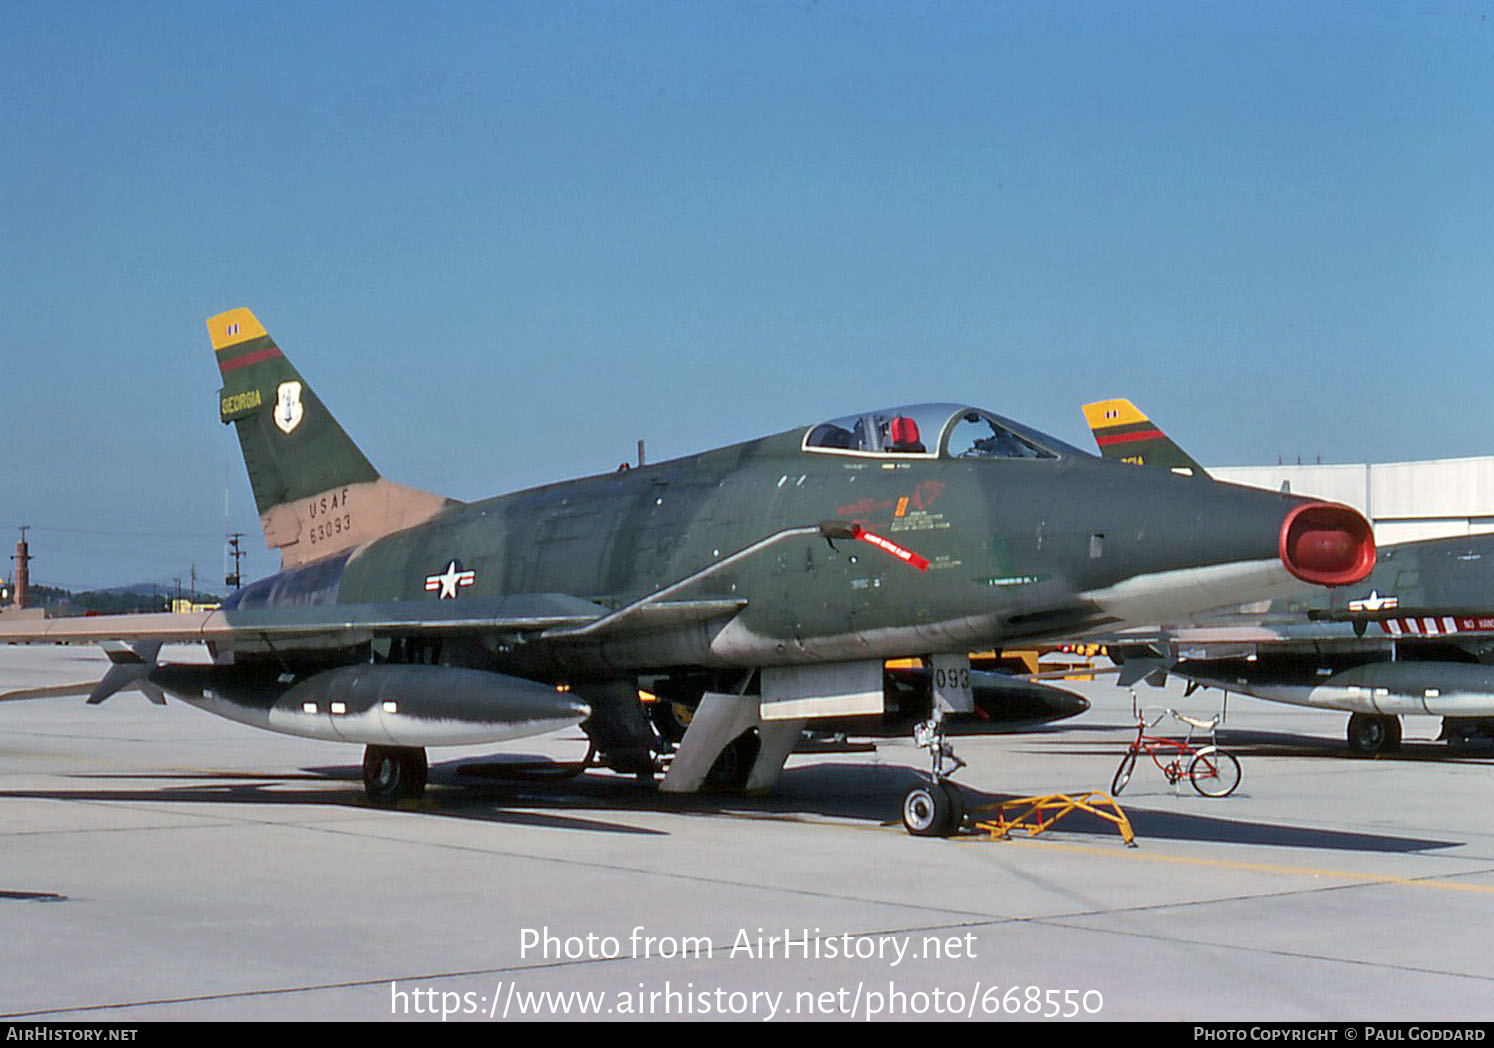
left=0, top=754, right=920, bottom=834
left=7, top=756, right=937, bottom=829
left=1076, top=802, right=1455, bottom=853
left=0, top=766, right=665, bottom=836
left=3, top=751, right=1463, bottom=852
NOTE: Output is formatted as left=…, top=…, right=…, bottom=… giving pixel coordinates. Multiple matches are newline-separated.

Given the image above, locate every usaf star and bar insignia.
left=425, top=560, right=477, bottom=599
left=1347, top=590, right=1399, bottom=613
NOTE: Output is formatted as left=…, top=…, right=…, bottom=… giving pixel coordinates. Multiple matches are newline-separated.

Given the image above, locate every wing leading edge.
left=0, top=595, right=748, bottom=647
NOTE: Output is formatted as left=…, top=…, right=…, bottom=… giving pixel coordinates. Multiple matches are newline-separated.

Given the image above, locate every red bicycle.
left=1111, top=708, right=1241, bottom=798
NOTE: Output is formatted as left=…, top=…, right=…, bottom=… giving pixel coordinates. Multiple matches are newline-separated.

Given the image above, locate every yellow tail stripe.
left=1081, top=398, right=1151, bottom=430
left=207, top=308, right=268, bottom=352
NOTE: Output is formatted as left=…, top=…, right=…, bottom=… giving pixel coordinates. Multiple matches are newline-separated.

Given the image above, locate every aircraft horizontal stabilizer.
left=0, top=644, right=168, bottom=705
left=0, top=682, right=107, bottom=702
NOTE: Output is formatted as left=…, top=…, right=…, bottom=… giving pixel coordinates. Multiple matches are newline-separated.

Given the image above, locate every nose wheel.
left=901, top=714, right=967, bottom=837
left=902, top=779, right=966, bottom=837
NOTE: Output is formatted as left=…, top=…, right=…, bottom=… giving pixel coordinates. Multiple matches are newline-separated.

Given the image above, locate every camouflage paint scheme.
left=0, top=312, right=1376, bottom=788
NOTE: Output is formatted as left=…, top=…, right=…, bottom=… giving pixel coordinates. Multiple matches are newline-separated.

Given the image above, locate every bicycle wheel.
left=1111, top=750, right=1138, bottom=796
left=1188, top=746, right=1241, bottom=798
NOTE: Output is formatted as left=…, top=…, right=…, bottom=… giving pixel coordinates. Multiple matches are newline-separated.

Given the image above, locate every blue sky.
left=3, top=1, right=1493, bottom=590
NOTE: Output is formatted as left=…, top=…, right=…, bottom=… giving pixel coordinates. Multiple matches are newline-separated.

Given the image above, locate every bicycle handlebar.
left=1137, top=707, right=1219, bottom=732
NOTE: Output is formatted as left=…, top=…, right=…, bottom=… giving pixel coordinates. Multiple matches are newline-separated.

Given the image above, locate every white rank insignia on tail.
left=275, top=381, right=304, bottom=434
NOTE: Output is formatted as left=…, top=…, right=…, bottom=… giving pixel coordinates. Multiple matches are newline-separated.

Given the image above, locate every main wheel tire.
left=705, top=730, right=760, bottom=790
left=1188, top=746, right=1241, bottom=798
left=400, top=747, right=428, bottom=800
left=363, top=745, right=427, bottom=807
left=902, top=782, right=955, bottom=837
left=1347, top=713, right=1394, bottom=756
left=1111, top=751, right=1138, bottom=796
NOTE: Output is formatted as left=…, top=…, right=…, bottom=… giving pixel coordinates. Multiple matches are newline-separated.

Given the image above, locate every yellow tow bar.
left=973, top=791, right=1136, bottom=848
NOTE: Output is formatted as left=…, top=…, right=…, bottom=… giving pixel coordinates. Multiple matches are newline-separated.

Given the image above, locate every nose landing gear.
left=901, top=712, right=966, bottom=837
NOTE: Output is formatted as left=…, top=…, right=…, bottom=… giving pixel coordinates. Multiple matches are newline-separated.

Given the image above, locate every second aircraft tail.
left=1081, top=398, right=1209, bottom=478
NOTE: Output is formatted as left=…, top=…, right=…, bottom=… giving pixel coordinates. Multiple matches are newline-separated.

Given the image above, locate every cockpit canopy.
left=802, top=403, right=1083, bottom=460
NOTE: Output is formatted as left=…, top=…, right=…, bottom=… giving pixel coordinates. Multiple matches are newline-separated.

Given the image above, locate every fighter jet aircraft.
left=0, top=313, right=1375, bottom=834
left=1084, top=398, right=1494, bottom=756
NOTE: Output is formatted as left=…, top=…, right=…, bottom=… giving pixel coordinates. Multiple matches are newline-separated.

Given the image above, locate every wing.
left=0, top=594, right=748, bottom=649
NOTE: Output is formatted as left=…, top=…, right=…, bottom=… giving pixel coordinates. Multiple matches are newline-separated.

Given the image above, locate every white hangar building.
left=1212, top=458, right=1494, bottom=547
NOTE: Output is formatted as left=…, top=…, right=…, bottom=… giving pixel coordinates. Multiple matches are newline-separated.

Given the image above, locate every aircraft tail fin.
left=208, top=309, right=455, bottom=570
left=1081, top=398, right=1209, bottom=478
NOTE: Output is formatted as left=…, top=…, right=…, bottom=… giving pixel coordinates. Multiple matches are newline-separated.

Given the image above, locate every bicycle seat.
left=1173, top=711, right=1219, bottom=731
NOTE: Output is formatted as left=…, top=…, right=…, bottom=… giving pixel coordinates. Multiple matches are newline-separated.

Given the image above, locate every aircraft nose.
left=1279, top=502, right=1375, bottom=586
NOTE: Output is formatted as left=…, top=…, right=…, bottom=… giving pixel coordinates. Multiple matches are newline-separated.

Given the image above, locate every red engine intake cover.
left=1279, top=502, right=1376, bottom=586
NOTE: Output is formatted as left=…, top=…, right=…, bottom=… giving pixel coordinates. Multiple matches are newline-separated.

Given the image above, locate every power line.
left=18, top=524, right=230, bottom=541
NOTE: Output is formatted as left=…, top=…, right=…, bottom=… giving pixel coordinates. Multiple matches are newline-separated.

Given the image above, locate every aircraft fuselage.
left=226, top=414, right=1369, bottom=681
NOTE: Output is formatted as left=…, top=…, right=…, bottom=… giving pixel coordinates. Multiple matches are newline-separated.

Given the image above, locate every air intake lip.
left=1279, top=502, right=1376, bottom=586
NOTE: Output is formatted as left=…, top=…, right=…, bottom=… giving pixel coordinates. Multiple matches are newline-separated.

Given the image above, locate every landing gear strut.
left=363, top=745, right=428, bottom=806
left=901, top=709, right=966, bottom=837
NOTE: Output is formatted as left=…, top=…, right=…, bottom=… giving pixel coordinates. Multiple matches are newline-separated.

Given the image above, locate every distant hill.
left=25, top=583, right=222, bottom=616
left=96, top=582, right=205, bottom=598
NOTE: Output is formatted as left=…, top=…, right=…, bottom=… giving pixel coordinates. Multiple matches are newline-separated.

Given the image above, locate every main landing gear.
left=901, top=712, right=967, bottom=838
left=363, top=745, right=428, bottom=806
left=1346, top=713, right=1401, bottom=757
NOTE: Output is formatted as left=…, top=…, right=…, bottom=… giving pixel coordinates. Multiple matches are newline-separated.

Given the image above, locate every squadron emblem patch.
left=275, top=381, right=304, bottom=434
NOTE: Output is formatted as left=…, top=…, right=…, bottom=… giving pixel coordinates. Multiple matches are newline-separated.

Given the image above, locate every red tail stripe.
left=1095, top=428, right=1165, bottom=447
left=218, top=346, right=284, bottom=373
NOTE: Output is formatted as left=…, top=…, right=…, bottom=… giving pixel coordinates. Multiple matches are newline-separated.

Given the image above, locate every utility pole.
left=225, top=532, right=245, bottom=589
